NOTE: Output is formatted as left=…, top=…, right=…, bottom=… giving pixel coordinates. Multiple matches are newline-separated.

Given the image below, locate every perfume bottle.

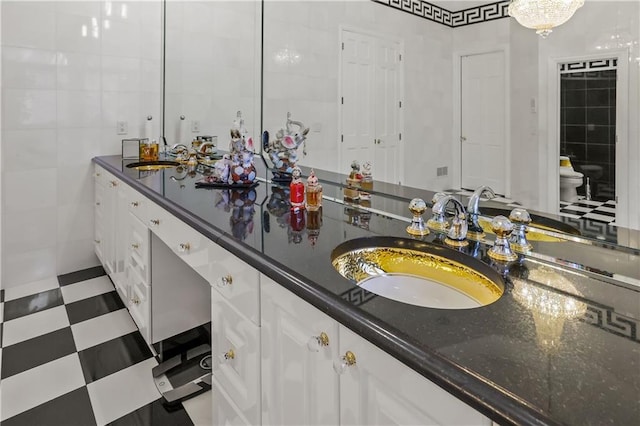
left=289, top=166, right=305, bottom=210
left=305, top=169, right=322, bottom=211
left=359, top=161, right=373, bottom=200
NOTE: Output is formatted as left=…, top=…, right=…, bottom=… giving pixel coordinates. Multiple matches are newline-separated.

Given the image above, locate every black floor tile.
left=65, top=291, right=125, bottom=325
left=1, top=289, right=5, bottom=302
left=152, top=323, right=211, bottom=362
left=1, top=327, right=76, bottom=379
left=78, top=331, right=153, bottom=384
left=3, top=289, right=64, bottom=322
left=58, top=265, right=106, bottom=286
left=559, top=208, right=586, bottom=216
left=590, top=209, right=616, bottom=217
left=1, top=387, right=97, bottom=426
left=107, top=398, right=194, bottom=426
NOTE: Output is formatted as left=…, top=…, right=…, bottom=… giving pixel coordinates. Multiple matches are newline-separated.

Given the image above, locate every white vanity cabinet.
left=338, top=326, right=491, bottom=426
left=125, top=213, right=151, bottom=343
left=261, top=274, right=491, bottom=426
left=94, top=165, right=129, bottom=303
left=261, top=274, right=340, bottom=426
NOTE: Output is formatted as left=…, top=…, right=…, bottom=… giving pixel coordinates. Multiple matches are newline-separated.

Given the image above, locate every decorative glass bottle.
left=289, top=166, right=305, bottom=211
left=305, top=169, right=323, bottom=211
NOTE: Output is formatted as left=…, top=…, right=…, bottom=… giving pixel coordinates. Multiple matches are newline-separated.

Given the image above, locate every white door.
left=374, top=38, right=402, bottom=185
left=261, top=275, right=340, bottom=426
left=341, top=29, right=403, bottom=184
left=461, top=51, right=506, bottom=194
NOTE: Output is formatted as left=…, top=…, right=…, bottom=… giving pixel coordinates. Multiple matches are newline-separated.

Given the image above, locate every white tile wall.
left=262, top=0, right=453, bottom=189
left=1, top=0, right=163, bottom=288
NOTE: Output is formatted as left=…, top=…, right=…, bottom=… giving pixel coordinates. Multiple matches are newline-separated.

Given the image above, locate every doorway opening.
left=558, top=59, right=618, bottom=224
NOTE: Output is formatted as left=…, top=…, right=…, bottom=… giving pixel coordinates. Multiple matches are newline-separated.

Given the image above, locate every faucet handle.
left=406, top=198, right=429, bottom=236
left=488, top=216, right=518, bottom=262
left=509, top=208, right=533, bottom=253
left=509, top=207, right=531, bottom=225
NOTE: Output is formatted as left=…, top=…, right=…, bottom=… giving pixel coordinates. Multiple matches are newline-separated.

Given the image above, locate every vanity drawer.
left=147, top=204, right=213, bottom=281
left=127, top=189, right=150, bottom=224
left=127, top=267, right=151, bottom=345
left=128, top=214, right=149, bottom=284
left=209, top=243, right=260, bottom=326
left=211, top=289, right=261, bottom=425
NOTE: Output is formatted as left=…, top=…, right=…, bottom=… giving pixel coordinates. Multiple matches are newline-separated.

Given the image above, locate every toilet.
left=559, top=156, right=584, bottom=203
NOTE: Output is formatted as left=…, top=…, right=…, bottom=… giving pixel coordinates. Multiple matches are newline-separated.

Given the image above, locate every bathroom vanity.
left=93, top=155, right=640, bottom=426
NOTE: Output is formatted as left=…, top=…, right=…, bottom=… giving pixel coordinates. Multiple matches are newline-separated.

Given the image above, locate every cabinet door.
left=94, top=171, right=106, bottom=263
left=338, top=326, right=490, bottom=426
left=211, top=289, right=261, bottom=425
left=261, top=275, right=340, bottom=426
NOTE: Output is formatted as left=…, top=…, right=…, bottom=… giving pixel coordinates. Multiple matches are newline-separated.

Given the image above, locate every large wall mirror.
left=162, top=0, right=639, bottom=248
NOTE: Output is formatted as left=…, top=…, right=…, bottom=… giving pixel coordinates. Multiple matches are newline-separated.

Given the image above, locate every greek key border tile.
left=371, top=0, right=510, bottom=28
left=560, top=58, right=618, bottom=73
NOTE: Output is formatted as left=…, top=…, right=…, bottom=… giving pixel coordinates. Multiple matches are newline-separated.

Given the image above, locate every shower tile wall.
left=560, top=70, right=616, bottom=201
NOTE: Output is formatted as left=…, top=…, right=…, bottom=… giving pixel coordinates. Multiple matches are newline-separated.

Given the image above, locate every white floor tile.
left=595, top=206, right=616, bottom=214
left=0, top=353, right=85, bottom=421
left=87, top=357, right=160, bottom=426
left=61, top=275, right=114, bottom=304
left=578, top=200, right=605, bottom=207
left=3, top=277, right=59, bottom=302
left=182, top=389, right=212, bottom=426
left=582, top=213, right=616, bottom=223
left=71, top=308, right=137, bottom=351
left=2, top=305, right=70, bottom=347
left=0, top=302, right=4, bottom=324
left=558, top=212, right=582, bottom=219
left=561, top=205, right=593, bottom=213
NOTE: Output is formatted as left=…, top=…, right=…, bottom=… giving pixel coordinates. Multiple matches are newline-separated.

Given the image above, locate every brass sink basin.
left=479, top=207, right=580, bottom=242
left=125, top=160, right=181, bottom=171
left=331, top=237, right=504, bottom=309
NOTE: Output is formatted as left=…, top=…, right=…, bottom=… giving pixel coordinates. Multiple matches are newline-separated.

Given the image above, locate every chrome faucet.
left=169, top=144, right=189, bottom=161
left=429, top=195, right=469, bottom=247
left=466, top=186, right=496, bottom=240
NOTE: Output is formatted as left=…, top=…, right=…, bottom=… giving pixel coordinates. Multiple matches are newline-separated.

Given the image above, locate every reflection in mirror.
left=260, top=0, right=639, bottom=236
left=163, top=0, right=262, bottom=152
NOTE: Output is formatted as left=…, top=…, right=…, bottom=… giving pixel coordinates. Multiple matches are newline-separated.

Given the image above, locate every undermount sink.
left=125, top=160, right=181, bottom=171
left=331, top=237, right=504, bottom=309
left=479, top=207, right=580, bottom=242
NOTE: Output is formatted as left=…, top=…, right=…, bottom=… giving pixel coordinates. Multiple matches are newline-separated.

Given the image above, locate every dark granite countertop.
left=94, top=155, right=640, bottom=426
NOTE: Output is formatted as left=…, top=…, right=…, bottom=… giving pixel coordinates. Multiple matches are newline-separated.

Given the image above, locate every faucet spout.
left=466, top=186, right=496, bottom=240
left=430, top=195, right=469, bottom=246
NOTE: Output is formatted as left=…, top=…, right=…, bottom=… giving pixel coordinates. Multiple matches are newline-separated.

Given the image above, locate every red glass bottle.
left=290, top=166, right=305, bottom=211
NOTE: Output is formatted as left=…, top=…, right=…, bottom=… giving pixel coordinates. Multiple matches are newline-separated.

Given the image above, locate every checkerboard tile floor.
left=445, top=189, right=617, bottom=226
left=0, top=266, right=210, bottom=425
left=558, top=199, right=616, bottom=225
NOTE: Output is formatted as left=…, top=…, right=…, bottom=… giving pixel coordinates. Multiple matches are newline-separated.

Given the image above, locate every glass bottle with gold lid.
left=305, top=169, right=322, bottom=211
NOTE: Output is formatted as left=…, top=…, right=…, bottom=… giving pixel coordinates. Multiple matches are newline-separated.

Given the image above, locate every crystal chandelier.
left=508, top=0, right=585, bottom=38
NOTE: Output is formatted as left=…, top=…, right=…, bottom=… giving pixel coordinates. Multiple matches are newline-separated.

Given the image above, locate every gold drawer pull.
left=131, top=201, right=139, bottom=207
left=178, top=243, right=191, bottom=253
left=110, top=180, right=118, bottom=187
left=94, top=239, right=101, bottom=244
left=131, top=296, right=140, bottom=305
left=131, top=243, right=140, bottom=249
left=334, top=351, right=357, bottom=374
left=307, top=332, right=330, bottom=352
left=220, top=349, right=235, bottom=362
left=219, top=275, right=233, bottom=287
left=150, top=219, right=160, bottom=226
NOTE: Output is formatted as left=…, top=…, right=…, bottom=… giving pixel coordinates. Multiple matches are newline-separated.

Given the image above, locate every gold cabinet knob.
left=150, top=219, right=160, bottom=226
left=333, top=351, right=357, bottom=374
left=131, top=201, right=139, bottom=207
left=95, top=201, right=101, bottom=206
left=94, top=239, right=101, bottom=244
left=110, top=180, right=118, bottom=187
left=131, top=296, right=140, bottom=305
left=218, top=274, right=233, bottom=287
left=219, top=349, right=235, bottom=362
left=95, top=172, right=101, bottom=177
left=307, top=331, right=330, bottom=352
left=178, top=242, right=191, bottom=253
left=131, top=243, right=139, bottom=250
